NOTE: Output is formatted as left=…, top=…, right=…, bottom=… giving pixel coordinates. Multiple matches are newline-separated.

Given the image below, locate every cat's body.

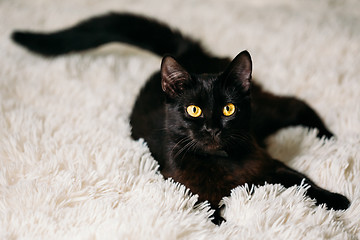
left=12, top=13, right=350, bottom=223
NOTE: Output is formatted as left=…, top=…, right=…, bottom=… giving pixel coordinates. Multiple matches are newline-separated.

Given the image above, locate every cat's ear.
left=221, top=50, right=252, bottom=92
left=161, top=55, right=191, bottom=98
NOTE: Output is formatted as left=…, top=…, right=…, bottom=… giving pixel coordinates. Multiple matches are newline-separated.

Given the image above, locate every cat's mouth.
left=199, top=141, right=228, bottom=157
left=199, top=145, right=228, bottom=157
left=203, top=143, right=222, bottom=151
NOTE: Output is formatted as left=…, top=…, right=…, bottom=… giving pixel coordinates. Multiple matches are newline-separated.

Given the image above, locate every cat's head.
left=161, top=51, right=252, bottom=158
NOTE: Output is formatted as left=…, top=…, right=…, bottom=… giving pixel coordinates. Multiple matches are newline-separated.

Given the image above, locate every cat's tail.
left=12, top=12, right=204, bottom=59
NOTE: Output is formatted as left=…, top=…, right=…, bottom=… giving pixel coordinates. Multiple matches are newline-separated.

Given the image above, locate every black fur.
left=11, top=13, right=350, bottom=224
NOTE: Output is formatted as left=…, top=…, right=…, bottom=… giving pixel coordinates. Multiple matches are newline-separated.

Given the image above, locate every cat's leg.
left=250, top=83, right=334, bottom=146
left=267, top=161, right=350, bottom=210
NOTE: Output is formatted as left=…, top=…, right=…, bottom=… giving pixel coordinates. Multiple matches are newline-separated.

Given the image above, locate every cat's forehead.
left=183, top=73, right=245, bottom=106
left=187, top=74, right=216, bottom=96
left=196, top=73, right=218, bottom=88
left=181, top=74, right=225, bottom=104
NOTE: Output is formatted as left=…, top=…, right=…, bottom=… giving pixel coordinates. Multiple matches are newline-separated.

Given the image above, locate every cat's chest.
left=165, top=156, right=257, bottom=206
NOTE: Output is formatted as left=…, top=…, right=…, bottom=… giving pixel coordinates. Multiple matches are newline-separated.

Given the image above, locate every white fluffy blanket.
left=1, top=0, right=359, bottom=239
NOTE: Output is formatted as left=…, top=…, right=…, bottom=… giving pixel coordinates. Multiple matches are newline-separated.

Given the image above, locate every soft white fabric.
left=1, top=0, right=359, bottom=239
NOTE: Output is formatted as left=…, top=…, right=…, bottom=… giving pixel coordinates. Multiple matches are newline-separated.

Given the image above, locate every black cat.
left=12, top=13, right=350, bottom=224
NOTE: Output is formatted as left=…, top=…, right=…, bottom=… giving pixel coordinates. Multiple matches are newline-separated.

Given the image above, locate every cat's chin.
left=199, top=144, right=228, bottom=157
left=199, top=149, right=229, bottom=158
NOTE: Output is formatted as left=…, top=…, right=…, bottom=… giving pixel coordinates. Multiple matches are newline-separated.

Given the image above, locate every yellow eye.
left=223, top=103, right=235, bottom=116
left=187, top=105, right=202, bottom=118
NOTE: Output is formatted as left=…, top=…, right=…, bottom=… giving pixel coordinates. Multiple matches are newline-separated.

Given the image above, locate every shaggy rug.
left=1, top=0, right=359, bottom=239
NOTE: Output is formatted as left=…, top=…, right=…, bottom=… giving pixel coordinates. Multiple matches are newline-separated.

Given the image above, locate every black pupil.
left=193, top=107, right=196, bottom=113
left=226, top=106, right=230, bottom=111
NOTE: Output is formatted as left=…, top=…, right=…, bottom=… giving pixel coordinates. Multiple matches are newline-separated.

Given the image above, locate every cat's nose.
left=205, top=127, right=221, bottom=137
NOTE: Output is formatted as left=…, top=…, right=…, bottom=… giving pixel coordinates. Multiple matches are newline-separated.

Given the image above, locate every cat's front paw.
left=324, top=192, right=350, bottom=211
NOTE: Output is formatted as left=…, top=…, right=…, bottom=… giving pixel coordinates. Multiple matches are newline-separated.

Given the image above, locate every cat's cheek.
left=220, top=118, right=237, bottom=130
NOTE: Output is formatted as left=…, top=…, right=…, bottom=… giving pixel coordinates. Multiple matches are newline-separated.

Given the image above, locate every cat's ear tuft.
left=161, top=56, right=191, bottom=97
left=222, top=50, right=252, bottom=92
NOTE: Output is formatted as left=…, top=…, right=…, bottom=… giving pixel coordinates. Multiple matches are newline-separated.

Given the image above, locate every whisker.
left=223, top=132, right=252, bottom=149
left=170, top=136, right=191, bottom=154
left=179, top=140, right=198, bottom=161
left=173, top=139, right=196, bottom=159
